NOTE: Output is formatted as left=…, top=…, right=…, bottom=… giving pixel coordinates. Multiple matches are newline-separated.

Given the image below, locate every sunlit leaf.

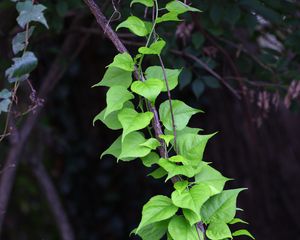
left=168, top=216, right=198, bottom=240
left=117, top=16, right=151, bottom=37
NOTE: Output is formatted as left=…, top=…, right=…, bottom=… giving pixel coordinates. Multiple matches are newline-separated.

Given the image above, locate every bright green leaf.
left=140, top=138, right=161, bottom=150
left=5, top=51, right=37, bottom=83
left=93, top=102, right=134, bottom=130
left=12, top=27, right=35, bottom=54
left=177, top=133, right=215, bottom=166
left=141, top=152, right=160, bottom=167
left=131, top=78, right=164, bottom=103
left=118, top=108, right=153, bottom=141
left=206, top=221, right=232, bottom=240
left=201, top=189, right=246, bottom=224
left=135, top=220, right=169, bottom=240
left=156, top=12, right=181, bottom=23
left=182, top=209, right=200, bottom=226
left=174, top=180, right=188, bottom=192
left=232, top=229, right=255, bottom=239
left=195, top=165, right=230, bottom=195
left=138, top=40, right=166, bottom=55
left=131, top=0, right=154, bottom=7
left=166, top=1, right=201, bottom=14
left=148, top=167, right=167, bottom=179
left=136, top=195, right=178, bottom=234
left=93, top=67, right=132, bottom=88
left=116, top=16, right=151, bottom=37
left=169, top=155, right=189, bottom=165
left=168, top=215, right=198, bottom=240
left=171, top=183, right=212, bottom=221
left=145, top=66, right=181, bottom=92
left=108, top=53, right=135, bottom=72
left=104, top=86, right=134, bottom=118
left=229, top=218, right=249, bottom=225
left=159, top=100, right=202, bottom=131
left=16, top=1, right=48, bottom=28
left=159, top=134, right=174, bottom=147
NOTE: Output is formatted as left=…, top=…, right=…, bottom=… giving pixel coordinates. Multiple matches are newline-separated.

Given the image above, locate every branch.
left=0, top=15, right=89, bottom=234
left=28, top=150, right=75, bottom=240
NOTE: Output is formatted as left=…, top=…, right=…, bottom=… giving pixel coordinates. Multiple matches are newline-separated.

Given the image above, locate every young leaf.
left=116, top=16, right=151, bottom=37
left=118, top=108, right=153, bottom=141
left=5, top=51, right=37, bottom=83
left=229, top=218, right=249, bottom=225
left=148, top=167, right=168, bottom=179
left=131, top=0, right=154, bottom=7
left=141, top=152, right=160, bottom=167
left=156, top=12, right=181, bottom=24
left=136, top=195, right=178, bottom=234
left=195, top=165, right=230, bottom=195
left=177, top=133, right=215, bottom=166
left=206, top=221, right=232, bottom=240
left=201, top=188, right=246, bottom=224
left=12, top=27, right=35, bottom=54
left=182, top=209, right=200, bottom=226
left=108, top=53, right=135, bottom=72
left=131, top=78, right=164, bottom=103
left=93, top=102, right=134, bottom=130
left=16, top=1, right=48, bottom=28
left=169, top=155, right=189, bottom=165
left=159, top=134, right=174, bottom=147
left=165, top=127, right=203, bottom=139
left=171, top=183, right=212, bottom=221
left=135, top=220, right=169, bottom=240
left=168, top=215, right=198, bottom=240
left=232, top=229, right=255, bottom=239
left=174, top=180, right=189, bottom=192
left=159, top=100, right=202, bottom=131
left=93, top=67, right=132, bottom=88
left=145, top=66, right=181, bottom=92
left=119, top=132, right=152, bottom=159
left=140, top=138, right=161, bottom=150
left=138, top=40, right=166, bottom=55
left=166, top=1, right=201, bottom=14
left=158, top=158, right=196, bottom=181
left=104, top=86, right=134, bottom=118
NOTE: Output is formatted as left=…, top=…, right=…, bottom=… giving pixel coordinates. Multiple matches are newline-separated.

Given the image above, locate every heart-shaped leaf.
left=131, top=78, right=164, bottom=103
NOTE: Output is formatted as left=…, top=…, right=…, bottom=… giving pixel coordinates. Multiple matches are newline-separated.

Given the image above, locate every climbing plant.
left=94, top=1, right=254, bottom=239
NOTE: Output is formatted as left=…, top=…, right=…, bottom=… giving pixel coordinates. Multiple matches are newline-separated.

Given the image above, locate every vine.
left=93, top=0, right=254, bottom=239
left=0, top=0, right=48, bottom=141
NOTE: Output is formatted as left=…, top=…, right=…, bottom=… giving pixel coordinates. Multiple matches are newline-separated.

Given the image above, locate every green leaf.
left=177, top=133, right=215, bottom=166
left=135, top=220, right=169, bottom=240
left=166, top=1, right=201, bottom=14
left=156, top=12, right=181, bottom=24
left=5, top=51, right=37, bottom=83
left=118, top=108, right=153, bottom=141
left=116, top=16, right=151, bottom=37
left=136, top=195, right=178, bottom=234
left=165, top=127, right=203, bottom=139
left=158, top=158, right=197, bottom=181
left=119, top=132, right=152, bottom=159
left=159, top=134, right=174, bottom=147
left=148, top=167, right=167, bottom=179
left=140, top=138, right=161, bottom=150
left=195, top=165, right=230, bottom=195
left=93, top=67, right=132, bottom=88
left=108, top=53, right=135, bottom=72
left=131, top=0, right=154, bottom=7
left=168, top=216, right=198, bottom=240
left=141, top=152, right=160, bottom=167
left=169, top=155, right=189, bottom=165
left=131, top=78, right=164, bottom=103
left=174, top=180, right=188, bottom=192
left=0, top=89, right=11, bottom=99
left=229, top=218, right=249, bottom=225
left=138, top=40, right=166, bottom=55
left=201, top=189, right=246, bottom=224
left=0, top=99, right=11, bottom=114
left=232, top=229, right=255, bottom=239
left=206, top=221, right=232, bottom=240
left=104, top=86, right=134, bottom=118
left=192, top=80, right=205, bottom=99
left=182, top=209, right=200, bottom=226
left=179, top=69, right=192, bottom=90
left=12, top=27, right=35, bottom=54
left=93, top=102, right=134, bottom=130
left=145, top=66, right=181, bottom=92
left=16, top=1, right=48, bottom=28
left=171, top=183, right=212, bottom=221
left=159, top=100, right=202, bottom=131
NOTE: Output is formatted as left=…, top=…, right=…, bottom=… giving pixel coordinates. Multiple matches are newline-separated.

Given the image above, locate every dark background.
left=1, top=0, right=300, bottom=239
